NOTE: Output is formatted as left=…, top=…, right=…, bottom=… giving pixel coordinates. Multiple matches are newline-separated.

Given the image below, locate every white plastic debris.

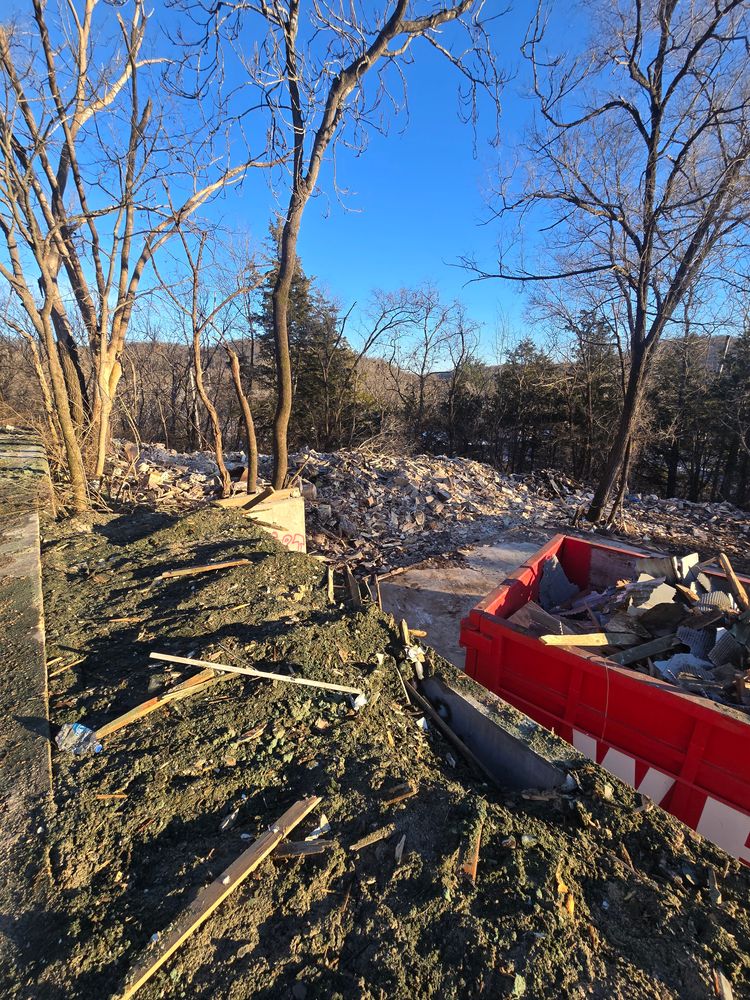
left=305, top=814, right=331, bottom=841
left=394, top=834, right=406, bottom=864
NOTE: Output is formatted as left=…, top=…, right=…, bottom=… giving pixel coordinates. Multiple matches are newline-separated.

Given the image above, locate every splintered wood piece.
left=149, top=652, right=363, bottom=696
left=349, top=823, right=396, bottom=852
left=158, top=559, right=251, bottom=580
left=372, top=574, right=383, bottom=611
left=675, top=583, right=700, bottom=604
left=344, top=566, right=362, bottom=609
left=382, top=783, right=417, bottom=807
left=326, top=566, right=335, bottom=603
left=117, top=797, right=320, bottom=1000
left=718, top=552, right=750, bottom=612
left=272, top=839, right=333, bottom=859
left=95, top=670, right=226, bottom=740
left=461, top=819, right=484, bottom=883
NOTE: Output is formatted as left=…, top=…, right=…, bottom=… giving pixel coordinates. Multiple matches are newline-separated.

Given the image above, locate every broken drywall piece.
left=539, top=556, right=578, bottom=611
left=627, top=582, right=678, bottom=617
left=674, top=553, right=701, bottom=586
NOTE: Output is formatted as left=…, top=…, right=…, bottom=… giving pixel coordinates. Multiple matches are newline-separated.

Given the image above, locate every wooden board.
left=158, top=558, right=251, bottom=580
left=117, top=797, right=320, bottom=999
left=213, top=487, right=274, bottom=510
left=540, top=632, right=640, bottom=648
left=609, top=634, right=681, bottom=667
left=149, top=652, right=363, bottom=696
left=718, top=552, right=750, bottom=612
left=95, top=669, right=226, bottom=740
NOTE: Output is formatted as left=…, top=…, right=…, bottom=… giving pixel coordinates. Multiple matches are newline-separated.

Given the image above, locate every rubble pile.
left=518, top=550, right=750, bottom=712
left=108, top=441, right=750, bottom=574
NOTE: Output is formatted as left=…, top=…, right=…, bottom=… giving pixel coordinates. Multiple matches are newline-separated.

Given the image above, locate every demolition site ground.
left=2, top=502, right=749, bottom=999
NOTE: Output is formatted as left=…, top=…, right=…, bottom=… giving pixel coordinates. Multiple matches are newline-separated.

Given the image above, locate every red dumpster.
left=460, top=533, right=750, bottom=861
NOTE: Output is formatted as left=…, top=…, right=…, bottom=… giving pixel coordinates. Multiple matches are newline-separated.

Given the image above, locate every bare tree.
left=0, top=0, right=257, bottom=510
left=154, top=226, right=258, bottom=497
left=476, top=0, right=750, bottom=522
left=180, top=0, right=501, bottom=487
left=383, top=285, right=457, bottom=439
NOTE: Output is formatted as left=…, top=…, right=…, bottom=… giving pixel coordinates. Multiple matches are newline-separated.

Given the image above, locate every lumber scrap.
left=95, top=669, right=226, bottom=740
left=273, top=839, right=333, bottom=859
left=540, top=632, right=635, bottom=647
left=350, top=824, right=396, bottom=852
left=116, top=797, right=320, bottom=1000
left=461, top=819, right=484, bottom=883
left=344, top=565, right=362, bottom=609
left=149, top=652, right=363, bottom=696
left=609, top=634, right=681, bottom=667
left=213, top=486, right=274, bottom=510
left=718, top=552, right=750, bottom=612
left=157, top=559, right=251, bottom=580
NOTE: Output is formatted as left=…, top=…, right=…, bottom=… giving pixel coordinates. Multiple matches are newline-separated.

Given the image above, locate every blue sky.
left=200, top=5, right=539, bottom=356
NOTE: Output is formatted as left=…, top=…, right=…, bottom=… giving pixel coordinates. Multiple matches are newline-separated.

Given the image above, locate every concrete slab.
left=0, top=429, right=52, bottom=974
left=379, top=537, right=545, bottom=667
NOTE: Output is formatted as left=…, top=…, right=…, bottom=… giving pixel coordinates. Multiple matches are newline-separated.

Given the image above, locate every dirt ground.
left=4, top=503, right=750, bottom=1000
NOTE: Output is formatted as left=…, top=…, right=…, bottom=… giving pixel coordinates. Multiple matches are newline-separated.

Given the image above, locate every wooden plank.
left=609, top=634, right=681, bottom=667
left=541, top=633, right=618, bottom=647
left=213, top=487, right=273, bottom=510
left=149, top=652, right=363, bottom=696
left=96, top=670, right=225, bottom=740
left=718, top=552, right=750, bottom=612
left=117, top=797, right=320, bottom=999
left=158, top=559, right=252, bottom=580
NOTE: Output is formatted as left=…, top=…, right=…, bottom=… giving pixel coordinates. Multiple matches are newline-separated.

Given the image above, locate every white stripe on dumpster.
left=696, top=797, right=750, bottom=864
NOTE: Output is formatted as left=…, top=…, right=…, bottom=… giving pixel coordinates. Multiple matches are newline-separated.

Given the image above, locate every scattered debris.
left=110, top=442, right=750, bottom=576
left=157, top=558, right=253, bottom=580
left=509, top=549, right=750, bottom=711
left=55, top=722, right=102, bottom=755
left=149, top=652, right=365, bottom=697
left=117, top=797, right=320, bottom=999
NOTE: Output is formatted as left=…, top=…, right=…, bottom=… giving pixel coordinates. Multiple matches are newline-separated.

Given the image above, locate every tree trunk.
left=93, top=355, right=123, bottom=478
left=22, top=333, right=61, bottom=455
left=225, top=346, right=258, bottom=494
left=270, top=202, right=303, bottom=489
left=192, top=339, right=231, bottom=497
left=41, top=320, right=88, bottom=512
left=587, top=348, right=647, bottom=522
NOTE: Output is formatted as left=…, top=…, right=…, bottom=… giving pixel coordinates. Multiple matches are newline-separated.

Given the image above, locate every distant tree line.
left=3, top=249, right=749, bottom=509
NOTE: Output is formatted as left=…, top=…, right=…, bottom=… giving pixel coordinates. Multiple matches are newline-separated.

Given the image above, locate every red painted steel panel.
left=459, top=534, right=750, bottom=861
